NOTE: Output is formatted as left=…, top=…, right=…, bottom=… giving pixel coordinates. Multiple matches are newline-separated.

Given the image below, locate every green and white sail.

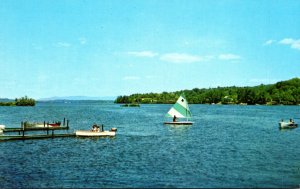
left=165, top=94, right=192, bottom=119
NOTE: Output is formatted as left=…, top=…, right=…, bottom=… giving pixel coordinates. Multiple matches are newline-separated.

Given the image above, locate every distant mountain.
left=38, top=96, right=116, bottom=101
left=0, top=98, right=14, bottom=102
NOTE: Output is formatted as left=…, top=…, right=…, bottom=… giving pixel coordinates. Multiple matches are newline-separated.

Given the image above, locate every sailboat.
left=164, top=94, right=193, bottom=125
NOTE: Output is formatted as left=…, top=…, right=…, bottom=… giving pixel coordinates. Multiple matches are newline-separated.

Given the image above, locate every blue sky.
left=0, top=0, right=299, bottom=99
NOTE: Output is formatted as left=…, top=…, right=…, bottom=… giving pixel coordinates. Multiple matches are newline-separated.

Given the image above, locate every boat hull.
left=0, top=125, right=5, bottom=134
left=164, top=121, right=193, bottom=125
left=75, top=130, right=116, bottom=137
left=279, top=122, right=298, bottom=129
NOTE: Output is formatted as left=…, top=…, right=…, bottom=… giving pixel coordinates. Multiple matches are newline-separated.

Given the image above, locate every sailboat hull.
left=164, top=121, right=193, bottom=125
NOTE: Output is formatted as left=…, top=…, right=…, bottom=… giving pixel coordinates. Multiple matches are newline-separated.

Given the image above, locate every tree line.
left=0, top=96, right=36, bottom=106
left=115, top=78, right=300, bottom=105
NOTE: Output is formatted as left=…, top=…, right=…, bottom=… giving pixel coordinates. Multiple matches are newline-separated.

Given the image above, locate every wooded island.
left=0, top=96, right=36, bottom=106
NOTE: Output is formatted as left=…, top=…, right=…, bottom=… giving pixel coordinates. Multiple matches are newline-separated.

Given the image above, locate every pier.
left=0, top=118, right=76, bottom=141
left=0, top=133, right=76, bottom=141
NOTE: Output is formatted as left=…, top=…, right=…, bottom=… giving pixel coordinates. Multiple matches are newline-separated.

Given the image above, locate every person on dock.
left=173, top=115, right=177, bottom=122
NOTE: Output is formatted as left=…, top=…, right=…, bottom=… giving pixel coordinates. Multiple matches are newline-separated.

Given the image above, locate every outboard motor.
left=110, top=128, right=117, bottom=132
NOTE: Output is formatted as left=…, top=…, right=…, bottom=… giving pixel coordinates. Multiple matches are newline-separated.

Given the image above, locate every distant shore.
left=115, top=78, right=300, bottom=106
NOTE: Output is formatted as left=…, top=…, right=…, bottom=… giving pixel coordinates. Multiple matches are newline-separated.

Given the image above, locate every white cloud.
left=218, top=53, right=241, bottom=60
left=56, top=42, right=71, bottom=48
left=127, top=51, right=158, bottom=57
left=279, top=38, right=294, bottom=44
left=160, top=53, right=211, bottom=63
left=279, top=38, right=300, bottom=50
left=125, top=50, right=242, bottom=63
left=123, top=76, right=140, bottom=80
left=263, top=40, right=276, bottom=46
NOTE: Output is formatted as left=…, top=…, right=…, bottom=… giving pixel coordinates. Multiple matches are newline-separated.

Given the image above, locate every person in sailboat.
left=173, top=115, right=177, bottom=122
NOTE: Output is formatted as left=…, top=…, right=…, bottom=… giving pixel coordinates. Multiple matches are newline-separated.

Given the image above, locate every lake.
left=0, top=101, right=300, bottom=188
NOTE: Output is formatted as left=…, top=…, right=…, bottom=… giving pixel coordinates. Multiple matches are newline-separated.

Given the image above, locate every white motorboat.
left=75, top=127, right=117, bottom=137
left=279, top=121, right=298, bottom=129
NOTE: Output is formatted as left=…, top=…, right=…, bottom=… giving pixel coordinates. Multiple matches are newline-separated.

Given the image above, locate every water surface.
left=0, top=102, right=299, bottom=188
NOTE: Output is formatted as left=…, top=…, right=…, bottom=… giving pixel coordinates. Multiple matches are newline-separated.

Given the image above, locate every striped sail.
left=165, top=94, right=192, bottom=119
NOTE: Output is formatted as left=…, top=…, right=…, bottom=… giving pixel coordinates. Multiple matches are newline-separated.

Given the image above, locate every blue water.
left=0, top=101, right=300, bottom=188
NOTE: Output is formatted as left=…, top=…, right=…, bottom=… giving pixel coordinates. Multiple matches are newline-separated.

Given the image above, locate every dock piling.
left=22, top=122, right=25, bottom=137
left=47, top=122, right=49, bottom=135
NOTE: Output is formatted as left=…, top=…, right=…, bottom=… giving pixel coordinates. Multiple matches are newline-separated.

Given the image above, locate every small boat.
left=75, top=124, right=117, bottom=137
left=0, top=125, right=5, bottom=134
left=24, top=121, right=61, bottom=128
left=48, top=123, right=61, bottom=127
left=164, top=94, right=193, bottom=125
left=279, top=121, right=298, bottom=129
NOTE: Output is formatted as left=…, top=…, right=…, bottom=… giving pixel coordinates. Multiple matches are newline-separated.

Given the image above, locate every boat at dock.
left=0, top=119, right=71, bottom=141
left=24, top=121, right=61, bottom=128
left=75, top=124, right=117, bottom=137
left=164, top=94, right=193, bottom=125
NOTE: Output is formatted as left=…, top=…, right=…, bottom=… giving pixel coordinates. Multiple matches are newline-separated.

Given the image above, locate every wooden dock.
left=0, top=118, right=76, bottom=142
left=4, top=126, right=70, bottom=133
left=0, top=133, right=76, bottom=141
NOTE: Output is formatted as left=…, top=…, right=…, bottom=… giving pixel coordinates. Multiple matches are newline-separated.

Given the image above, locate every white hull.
left=30, top=124, right=48, bottom=128
left=279, top=122, right=298, bottom=129
left=0, top=125, right=5, bottom=134
left=75, top=130, right=116, bottom=137
left=164, top=121, right=193, bottom=125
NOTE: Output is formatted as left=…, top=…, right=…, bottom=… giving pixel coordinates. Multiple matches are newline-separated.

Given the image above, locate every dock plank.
left=0, top=133, right=76, bottom=141
left=4, top=126, right=69, bottom=132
